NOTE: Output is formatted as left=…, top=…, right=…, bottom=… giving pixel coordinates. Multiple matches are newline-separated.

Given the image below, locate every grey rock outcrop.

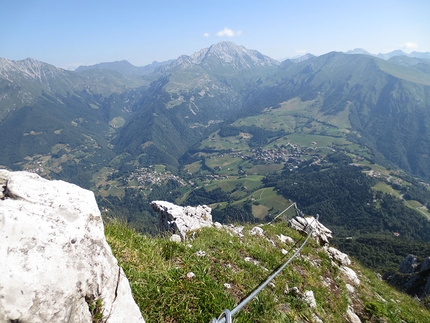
left=384, top=254, right=430, bottom=300
left=399, top=254, right=419, bottom=274
left=0, top=170, right=144, bottom=323
left=288, top=215, right=333, bottom=245
left=151, top=200, right=213, bottom=240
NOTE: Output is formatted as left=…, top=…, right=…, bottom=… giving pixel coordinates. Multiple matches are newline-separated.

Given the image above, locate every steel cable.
left=212, top=214, right=319, bottom=323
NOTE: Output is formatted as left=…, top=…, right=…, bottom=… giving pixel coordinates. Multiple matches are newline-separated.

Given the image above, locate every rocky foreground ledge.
left=0, top=170, right=364, bottom=322
left=0, top=170, right=144, bottom=323
left=150, top=200, right=362, bottom=322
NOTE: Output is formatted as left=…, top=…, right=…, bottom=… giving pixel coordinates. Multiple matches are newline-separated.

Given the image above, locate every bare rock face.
left=151, top=200, right=213, bottom=240
left=288, top=216, right=332, bottom=245
left=384, top=254, right=430, bottom=300
left=0, top=170, right=144, bottom=323
left=399, top=254, right=419, bottom=274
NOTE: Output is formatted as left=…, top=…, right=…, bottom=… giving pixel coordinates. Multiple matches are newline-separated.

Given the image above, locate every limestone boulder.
left=0, top=170, right=144, bottom=323
left=288, top=215, right=332, bottom=245
left=277, top=234, right=295, bottom=244
left=347, top=306, right=362, bottom=323
left=152, top=200, right=213, bottom=239
left=325, top=246, right=352, bottom=266
left=340, top=266, right=361, bottom=286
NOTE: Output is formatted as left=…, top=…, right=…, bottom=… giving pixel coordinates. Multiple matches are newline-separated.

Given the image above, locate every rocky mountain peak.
left=291, top=53, right=315, bottom=63
left=0, top=57, right=64, bottom=82
left=205, top=41, right=279, bottom=67
left=167, top=41, right=279, bottom=71
left=346, top=48, right=372, bottom=56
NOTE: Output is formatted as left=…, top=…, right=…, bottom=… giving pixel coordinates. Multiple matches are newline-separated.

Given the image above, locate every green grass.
left=372, top=182, right=400, bottom=197
left=105, top=219, right=430, bottom=323
left=155, top=164, right=167, bottom=173
left=371, top=183, right=430, bottom=220
left=109, top=116, right=125, bottom=128
left=404, top=201, right=430, bottom=220
left=287, top=133, right=350, bottom=147
left=246, top=163, right=284, bottom=175
left=204, top=175, right=264, bottom=193
left=377, top=60, right=430, bottom=86
left=205, top=156, right=244, bottom=174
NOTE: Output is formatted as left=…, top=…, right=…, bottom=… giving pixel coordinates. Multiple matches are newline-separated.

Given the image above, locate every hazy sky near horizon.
left=1, top=0, right=429, bottom=69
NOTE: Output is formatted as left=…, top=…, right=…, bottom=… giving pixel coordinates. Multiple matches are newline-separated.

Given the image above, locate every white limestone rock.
left=249, top=226, right=264, bottom=236
left=186, top=272, right=196, bottom=279
left=325, top=246, right=352, bottom=266
left=303, top=290, right=317, bottom=308
left=346, top=283, right=355, bottom=294
left=214, top=221, right=223, bottom=229
left=288, top=215, right=332, bottom=245
left=225, top=224, right=244, bottom=237
left=312, top=313, right=323, bottom=323
left=152, top=200, right=213, bottom=239
left=0, top=170, right=144, bottom=323
left=170, top=234, right=182, bottom=243
left=340, top=266, right=361, bottom=286
left=346, top=306, right=362, bottom=323
left=277, top=234, right=295, bottom=244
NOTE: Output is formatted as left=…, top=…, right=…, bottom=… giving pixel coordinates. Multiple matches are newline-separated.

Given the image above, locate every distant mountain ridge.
left=346, top=48, right=430, bottom=60
left=0, top=57, right=92, bottom=122
left=2, top=41, right=430, bottom=181
left=75, top=59, right=173, bottom=75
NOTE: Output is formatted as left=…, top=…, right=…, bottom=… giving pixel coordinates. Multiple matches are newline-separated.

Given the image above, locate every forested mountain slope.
left=245, top=52, right=430, bottom=179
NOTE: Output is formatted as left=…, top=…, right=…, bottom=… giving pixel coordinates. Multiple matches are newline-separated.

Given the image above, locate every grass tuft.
left=105, top=219, right=430, bottom=322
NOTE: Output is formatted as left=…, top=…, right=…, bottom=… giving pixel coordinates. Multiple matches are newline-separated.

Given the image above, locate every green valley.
left=2, top=42, right=430, bottom=283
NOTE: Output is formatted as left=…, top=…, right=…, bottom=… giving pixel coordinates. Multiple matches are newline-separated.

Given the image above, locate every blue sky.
left=1, top=0, right=429, bottom=69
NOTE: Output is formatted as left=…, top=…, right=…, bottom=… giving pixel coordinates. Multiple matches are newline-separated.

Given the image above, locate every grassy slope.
left=105, top=220, right=430, bottom=323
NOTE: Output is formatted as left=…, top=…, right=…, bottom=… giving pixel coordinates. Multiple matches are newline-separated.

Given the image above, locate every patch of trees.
left=212, top=201, right=255, bottom=223
left=263, top=153, right=430, bottom=272
left=97, top=188, right=159, bottom=235
left=401, top=183, right=430, bottom=206
left=218, top=124, right=285, bottom=147
left=334, top=234, right=430, bottom=274
left=184, top=187, right=230, bottom=206
left=219, top=125, right=241, bottom=137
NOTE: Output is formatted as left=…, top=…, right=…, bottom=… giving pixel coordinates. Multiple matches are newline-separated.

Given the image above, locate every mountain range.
left=1, top=42, right=430, bottom=181
left=2, top=41, right=430, bottom=304
left=75, top=59, right=173, bottom=75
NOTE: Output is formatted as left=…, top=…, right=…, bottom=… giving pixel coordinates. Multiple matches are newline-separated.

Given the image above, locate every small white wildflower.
left=224, top=283, right=231, bottom=289
left=196, top=250, right=206, bottom=257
